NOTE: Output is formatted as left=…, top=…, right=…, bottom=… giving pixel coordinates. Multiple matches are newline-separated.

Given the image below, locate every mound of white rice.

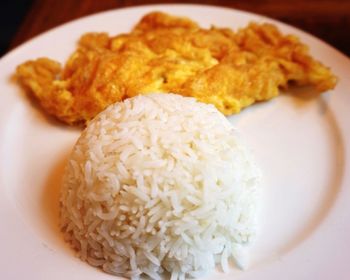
left=60, top=93, right=261, bottom=279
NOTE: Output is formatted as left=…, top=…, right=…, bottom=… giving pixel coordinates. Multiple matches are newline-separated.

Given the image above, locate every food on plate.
left=60, top=94, right=261, bottom=279
left=16, top=12, right=337, bottom=125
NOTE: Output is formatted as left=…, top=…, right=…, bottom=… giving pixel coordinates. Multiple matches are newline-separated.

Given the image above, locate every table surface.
left=9, top=0, right=350, bottom=57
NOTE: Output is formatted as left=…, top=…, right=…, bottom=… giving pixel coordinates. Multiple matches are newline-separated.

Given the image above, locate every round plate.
left=0, top=4, right=349, bottom=280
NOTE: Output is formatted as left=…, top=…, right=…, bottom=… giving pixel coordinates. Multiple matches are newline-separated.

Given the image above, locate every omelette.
left=16, top=12, right=337, bottom=125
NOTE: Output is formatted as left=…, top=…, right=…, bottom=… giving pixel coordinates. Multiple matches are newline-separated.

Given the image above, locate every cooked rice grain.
left=60, top=93, right=261, bottom=279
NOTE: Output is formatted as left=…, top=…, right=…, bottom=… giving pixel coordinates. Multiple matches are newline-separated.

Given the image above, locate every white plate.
left=0, top=4, right=349, bottom=280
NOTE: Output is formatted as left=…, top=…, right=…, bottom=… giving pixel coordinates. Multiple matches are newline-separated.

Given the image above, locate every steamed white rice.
left=60, top=93, right=261, bottom=279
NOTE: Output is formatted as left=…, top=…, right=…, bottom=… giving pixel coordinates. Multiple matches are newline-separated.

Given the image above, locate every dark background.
left=2, top=0, right=350, bottom=57
left=0, top=0, right=33, bottom=56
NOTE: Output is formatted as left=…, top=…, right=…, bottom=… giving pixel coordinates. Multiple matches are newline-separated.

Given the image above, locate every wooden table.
left=10, top=0, right=350, bottom=57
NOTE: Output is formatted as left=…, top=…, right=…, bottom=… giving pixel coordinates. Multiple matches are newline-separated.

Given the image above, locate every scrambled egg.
left=16, top=12, right=337, bottom=125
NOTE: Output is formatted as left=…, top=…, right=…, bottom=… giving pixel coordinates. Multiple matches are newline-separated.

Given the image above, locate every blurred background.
left=1, top=0, right=33, bottom=55
left=1, top=0, right=350, bottom=57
